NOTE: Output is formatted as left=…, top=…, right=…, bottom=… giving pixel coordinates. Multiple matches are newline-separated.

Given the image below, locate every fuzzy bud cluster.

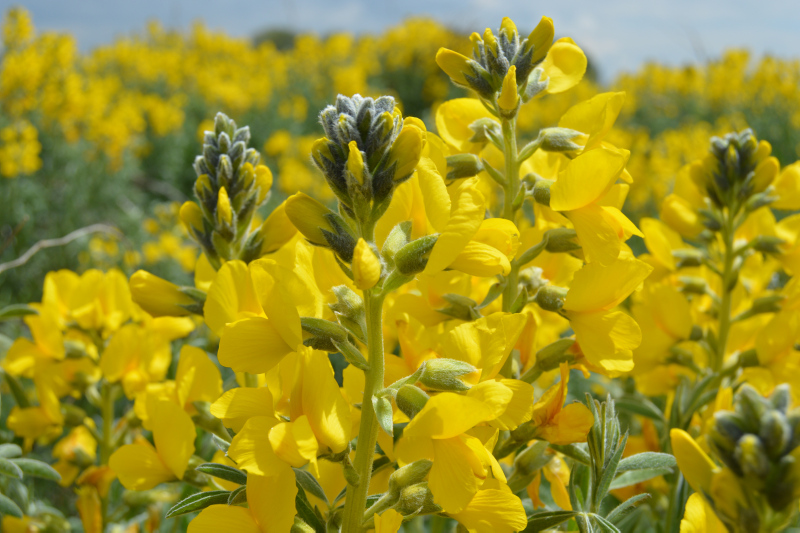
left=183, top=112, right=273, bottom=268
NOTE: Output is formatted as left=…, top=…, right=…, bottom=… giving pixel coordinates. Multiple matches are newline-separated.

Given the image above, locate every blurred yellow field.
left=1, top=6, right=799, bottom=533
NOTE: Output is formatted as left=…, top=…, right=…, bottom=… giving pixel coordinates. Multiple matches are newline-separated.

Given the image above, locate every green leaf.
left=10, top=458, right=61, bottom=481
left=195, top=463, right=247, bottom=485
left=592, top=514, right=622, bottom=533
left=372, top=396, right=393, bottom=437
left=0, top=304, right=38, bottom=321
left=550, top=443, right=590, bottom=465
left=526, top=510, right=578, bottom=530
left=606, top=493, right=650, bottom=525
left=294, top=468, right=329, bottom=505
left=609, top=467, right=674, bottom=490
left=0, top=444, right=22, bottom=459
left=0, top=493, right=22, bottom=518
left=617, top=452, right=676, bottom=473
left=0, top=458, right=23, bottom=479
left=295, top=483, right=326, bottom=533
left=615, top=395, right=663, bottom=420
left=3, top=372, right=30, bottom=408
left=594, top=433, right=628, bottom=506
left=227, top=485, right=247, bottom=505
left=166, top=491, right=230, bottom=518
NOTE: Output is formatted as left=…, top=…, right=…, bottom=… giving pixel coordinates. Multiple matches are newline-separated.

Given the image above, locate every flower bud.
left=533, top=179, right=553, bottom=206
left=395, top=235, right=438, bottom=275
left=448, top=241, right=511, bottom=277
left=538, top=127, right=583, bottom=153
left=526, top=16, right=555, bottom=64
left=760, top=411, right=791, bottom=459
left=311, top=137, right=335, bottom=170
left=346, top=141, right=366, bottom=186
left=396, top=384, right=430, bottom=419
left=498, top=65, right=519, bottom=114
left=736, top=434, right=770, bottom=478
left=446, top=153, right=484, bottom=180
left=395, top=482, right=441, bottom=516
left=544, top=227, right=581, bottom=253
left=216, top=187, right=233, bottom=226
left=536, top=285, right=567, bottom=312
left=418, top=358, right=477, bottom=392
left=435, top=48, right=473, bottom=86
left=679, top=276, right=708, bottom=295
left=499, top=17, right=517, bottom=40
left=330, top=285, right=366, bottom=340
left=179, top=201, right=204, bottom=234
left=352, top=238, right=382, bottom=290
left=254, top=165, right=273, bottom=204
left=388, top=459, right=433, bottom=494
left=129, top=270, right=195, bottom=317
left=389, top=125, right=424, bottom=182
left=751, top=235, right=784, bottom=255
left=291, top=517, right=316, bottom=533
left=284, top=192, right=336, bottom=246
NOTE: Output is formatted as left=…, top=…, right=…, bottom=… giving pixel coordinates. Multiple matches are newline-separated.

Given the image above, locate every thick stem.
left=715, top=216, right=735, bottom=372
left=340, top=291, right=386, bottom=532
left=500, top=115, right=520, bottom=311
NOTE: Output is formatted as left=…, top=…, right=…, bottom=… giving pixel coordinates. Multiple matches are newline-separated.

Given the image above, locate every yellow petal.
left=559, top=92, right=626, bottom=151
left=188, top=505, right=261, bottom=533
left=680, top=493, right=727, bottom=533
left=429, top=437, right=484, bottom=513
left=449, top=488, right=528, bottom=533
left=284, top=192, right=335, bottom=246
left=541, top=38, right=587, bottom=94
left=564, top=257, right=653, bottom=313
left=109, top=442, right=174, bottom=490
left=471, top=218, right=521, bottom=259
left=247, top=467, right=298, bottom=533
left=129, top=270, right=193, bottom=317
left=416, top=157, right=451, bottom=231
left=228, top=416, right=282, bottom=476
left=435, top=48, right=473, bottom=86
left=527, top=16, right=554, bottom=63
left=492, top=379, right=534, bottom=430
left=203, top=260, right=262, bottom=335
left=569, top=311, right=639, bottom=373
left=497, top=66, right=519, bottom=112
left=538, top=402, right=595, bottom=445
left=210, top=387, right=275, bottom=432
left=268, top=416, right=319, bottom=468
left=448, top=241, right=511, bottom=277
left=773, top=162, right=800, bottom=210
left=425, top=179, right=485, bottom=274
left=175, top=345, right=222, bottom=407
left=260, top=201, right=297, bottom=254
left=218, top=317, right=295, bottom=374
left=298, top=350, right=352, bottom=453
left=435, top=98, right=494, bottom=154
left=550, top=148, right=628, bottom=212
left=152, top=400, right=195, bottom=480
left=568, top=204, right=622, bottom=266
left=403, top=392, right=495, bottom=440
left=374, top=509, right=404, bottom=533
left=442, top=313, right=527, bottom=379
left=670, top=429, right=716, bottom=494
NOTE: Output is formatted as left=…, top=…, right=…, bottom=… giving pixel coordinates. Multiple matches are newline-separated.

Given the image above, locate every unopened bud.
left=750, top=295, right=785, bottom=315
left=284, top=192, right=336, bottom=246
left=545, top=228, right=580, bottom=253
left=179, top=201, right=204, bottom=234
left=381, top=221, right=412, bottom=264
left=770, top=385, right=791, bottom=414
left=469, top=118, right=501, bottom=145
left=396, top=384, right=430, bottom=419
left=389, top=125, right=424, bottom=183
left=759, top=411, right=790, bottom=459
left=395, top=482, right=441, bottom=516
left=291, top=517, right=316, bottom=533
left=389, top=459, right=433, bottom=495
left=735, top=434, right=769, bottom=479
left=751, top=235, right=784, bottom=255
left=672, top=248, right=704, bottom=268
left=446, top=154, right=484, bottom=180
left=346, top=141, right=366, bottom=185
left=437, top=293, right=481, bottom=322
left=418, top=358, right=477, bottom=392
left=679, top=276, right=708, bottom=295
left=330, top=285, right=366, bottom=340
left=352, top=238, right=382, bottom=290
left=533, top=179, right=553, bottom=207
left=300, top=317, right=349, bottom=344
left=512, top=441, right=551, bottom=476
left=538, top=127, right=583, bottom=152
left=536, top=285, right=567, bottom=312
left=395, top=235, right=438, bottom=275
left=498, top=66, right=520, bottom=114
left=130, top=270, right=195, bottom=317
left=534, top=338, right=576, bottom=371
left=216, top=187, right=233, bottom=226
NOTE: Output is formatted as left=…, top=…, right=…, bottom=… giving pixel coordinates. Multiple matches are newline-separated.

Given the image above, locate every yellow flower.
left=680, top=493, right=727, bottom=533
left=497, top=66, right=519, bottom=112
left=669, top=429, right=716, bottom=494
left=284, top=191, right=336, bottom=246
left=129, top=270, right=195, bottom=317
left=435, top=98, right=494, bottom=154
left=531, top=363, right=594, bottom=444
left=563, top=256, right=653, bottom=373
left=109, top=400, right=196, bottom=490
left=539, top=37, right=587, bottom=94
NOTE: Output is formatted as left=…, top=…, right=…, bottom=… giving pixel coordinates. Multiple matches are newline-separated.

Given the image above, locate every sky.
left=13, top=0, right=800, bottom=82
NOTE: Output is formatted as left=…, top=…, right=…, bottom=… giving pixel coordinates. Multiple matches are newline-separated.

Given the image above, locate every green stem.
left=340, top=290, right=386, bottom=532
left=715, top=215, right=735, bottom=372
left=500, top=115, right=520, bottom=312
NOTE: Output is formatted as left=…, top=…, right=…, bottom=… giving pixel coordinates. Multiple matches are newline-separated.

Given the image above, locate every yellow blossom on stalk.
left=549, top=147, right=641, bottom=265
left=680, top=493, right=727, bottom=533
left=129, top=270, right=195, bottom=317
left=558, top=91, right=626, bottom=152
left=562, top=256, right=653, bottom=373
left=109, top=400, right=196, bottom=490
left=353, top=238, right=381, bottom=289
left=539, top=37, right=588, bottom=94
left=530, top=363, right=594, bottom=444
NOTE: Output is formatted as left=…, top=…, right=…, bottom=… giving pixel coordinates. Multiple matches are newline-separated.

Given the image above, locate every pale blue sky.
left=12, top=0, right=800, bottom=81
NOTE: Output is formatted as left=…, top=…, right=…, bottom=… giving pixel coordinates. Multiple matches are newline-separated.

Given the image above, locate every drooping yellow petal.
left=442, top=313, right=527, bottom=380
left=435, top=48, right=473, bottom=86
left=188, top=505, right=261, bottom=533
left=471, top=219, right=521, bottom=259
left=680, top=493, right=727, bottom=533
left=374, top=509, right=404, bottom=533
left=416, top=157, right=451, bottom=232
left=435, top=98, right=495, bottom=154
left=129, top=270, right=194, bottom=317
left=203, top=260, right=262, bottom=335
left=559, top=92, right=626, bottom=151
left=670, top=429, right=716, bottom=494
left=260, top=201, right=298, bottom=254
left=540, top=38, right=587, bottom=94
left=570, top=310, right=639, bottom=373
left=210, top=387, right=275, bottom=432
left=268, top=416, right=319, bottom=468
left=448, top=241, right=511, bottom=277
left=218, top=317, right=295, bottom=374
left=429, top=437, right=485, bottom=513
left=568, top=204, right=622, bottom=266
left=175, top=345, right=222, bottom=408
left=425, top=179, right=485, bottom=274
left=109, top=442, right=174, bottom=490
left=298, top=349, right=352, bottom=453
left=247, top=467, right=298, bottom=533
left=151, top=400, right=195, bottom=480
left=492, top=379, right=534, bottom=430
left=550, top=148, right=628, bottom=212
left=564, top=257, right=653, bottom=313
left=227, top=416, right=283, bottom=476
left=284, top=192, right=335, bottom=246
left=403, top=392, right=495, bottom=440
left=449, top=488, right=528, bottom=533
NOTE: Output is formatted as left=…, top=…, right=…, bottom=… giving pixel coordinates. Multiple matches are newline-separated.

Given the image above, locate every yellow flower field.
left=1, top=6, right=799, bottom=533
